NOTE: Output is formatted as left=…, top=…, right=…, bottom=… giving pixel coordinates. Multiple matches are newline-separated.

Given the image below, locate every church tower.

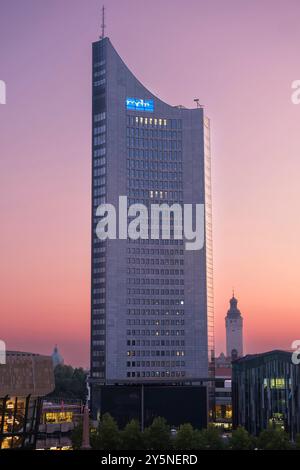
left=225, top=293, right=243, bottom=359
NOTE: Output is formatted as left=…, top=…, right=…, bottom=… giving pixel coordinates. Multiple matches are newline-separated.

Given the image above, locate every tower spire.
left=100, top=5, right=106, bottom=40
left=225, top=293, right=243, bottom=358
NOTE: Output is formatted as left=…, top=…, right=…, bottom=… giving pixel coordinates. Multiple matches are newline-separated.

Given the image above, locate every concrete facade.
left=90, top=37, right=214, bottom=415
left=225, top=295, right=243, bottom=358
left=0, top=351, right=54, bottom=397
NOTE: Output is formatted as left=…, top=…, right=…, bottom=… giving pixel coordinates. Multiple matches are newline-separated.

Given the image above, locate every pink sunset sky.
left=1, top=0, right=300, bottom=367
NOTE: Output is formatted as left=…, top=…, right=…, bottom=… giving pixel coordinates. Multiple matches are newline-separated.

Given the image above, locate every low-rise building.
left=215, top=366, right=232, bottom=430
left=36, top=399, right=83, bottom=450
left=232, top=350, right=300, bottom=438
left=0, top=351, right=54, bottom=450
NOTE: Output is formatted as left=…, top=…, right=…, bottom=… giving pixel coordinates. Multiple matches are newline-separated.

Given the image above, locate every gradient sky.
left=1, top=0, right=300, bottom=367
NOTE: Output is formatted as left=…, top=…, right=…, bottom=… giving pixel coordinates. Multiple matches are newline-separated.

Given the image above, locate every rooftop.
left=0, top=351, right=55, bottom=397
left=232, top=349, right=293, bottom=367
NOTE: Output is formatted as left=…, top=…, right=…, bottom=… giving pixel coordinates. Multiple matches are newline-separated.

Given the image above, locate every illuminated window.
left=264, top=378, right=286, bottom=389
left=45, top=412, right=73, bottom=424
left=271, top=378, right=285, bottom=389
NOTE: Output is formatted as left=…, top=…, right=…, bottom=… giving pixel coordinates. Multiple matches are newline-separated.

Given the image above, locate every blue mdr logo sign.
left=126, top=97, right=154, bottom=112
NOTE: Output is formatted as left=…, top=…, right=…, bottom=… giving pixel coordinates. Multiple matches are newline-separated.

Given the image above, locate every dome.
left=227, top=295, right=242, bottom=318
left=51, top=345, right=64, bottom=367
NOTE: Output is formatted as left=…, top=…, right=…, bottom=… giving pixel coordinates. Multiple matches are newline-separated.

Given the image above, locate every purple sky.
left=1, top=0, right=300, bottom=366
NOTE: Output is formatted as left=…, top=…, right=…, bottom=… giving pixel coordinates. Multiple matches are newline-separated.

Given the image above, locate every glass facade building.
left=90, top=37, right=214, bottom=417
left=0, top=395, right=42, bottom=449
left=0, top=352, right=54, bottom=450
left=100, top=385, right=208, bottom=430
left=232, top=350, right=300, bottom=438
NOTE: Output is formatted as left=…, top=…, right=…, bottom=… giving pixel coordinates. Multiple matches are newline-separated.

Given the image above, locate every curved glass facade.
left=90, top=37, right=215, bottom=416
left=232, top=351, right=300, bottom=438
left=0, top=396, right=42, bottom=449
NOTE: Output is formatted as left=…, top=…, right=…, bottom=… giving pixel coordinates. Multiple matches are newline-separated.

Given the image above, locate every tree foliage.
left=230, top=426, right=253, bottom=450
left=198, top=424, right=225, bottom=450
left=173, top=423, right=199, bottom=450
left=71, top=415, right=295, bottom=451
left=94, top=413, right=122, bottom=450
left=71, top=422, right=83, bottom=450
left=121, top=419, right=145, bottom=450
left=48, top=364, right=87, bottom=402
left=295, top=433, right=300, bottom=450
left=143, top=417, right=172, bottom=450
left=257, top=426, right=292, bottom=450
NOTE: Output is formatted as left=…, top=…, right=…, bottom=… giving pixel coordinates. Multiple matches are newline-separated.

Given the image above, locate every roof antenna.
left=193, top=98, right=203, bottom=108
left=100, top=5, right=106, bottom=40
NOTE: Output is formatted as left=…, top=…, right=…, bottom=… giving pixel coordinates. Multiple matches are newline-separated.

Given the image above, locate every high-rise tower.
left=225, top=294, right=243, bottom=359
left=90, top=35, right=214, bottom=419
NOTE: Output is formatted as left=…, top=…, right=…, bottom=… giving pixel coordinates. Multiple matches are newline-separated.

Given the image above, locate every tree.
left=121, top=420, right=145, bottom=450
left=230, top=426, right=253, bottom=450
left=71, top=422, right=99, bottom=450
left=94, top=413, right=121, bottom=450
left=198, top=425, right=225, bottom=450
left=295, top=433, right=300, bottom=450
left=48, top=364, right=87, bottom=402
left=257, top=426, right=291, bottom=450
left=144, top=417, right=172, bottom=450
left=71, top=422, right=83, bottom=450
left=174, top=423, right=200, bottom=450
left=192, top=429, right=207, bottom=449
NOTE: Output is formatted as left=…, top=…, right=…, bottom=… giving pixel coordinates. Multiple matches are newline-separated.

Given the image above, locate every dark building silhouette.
left=232, top=350, right=300, bottom=438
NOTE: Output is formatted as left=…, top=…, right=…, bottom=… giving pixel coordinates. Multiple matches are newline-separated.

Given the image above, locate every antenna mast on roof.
left=194, top=98, right=203, bottom=108
left=100, top=5, right=106, bottom=40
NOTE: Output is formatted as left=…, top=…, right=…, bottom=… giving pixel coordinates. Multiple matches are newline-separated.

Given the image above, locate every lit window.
left=270, top=378, right=286, bottom=389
